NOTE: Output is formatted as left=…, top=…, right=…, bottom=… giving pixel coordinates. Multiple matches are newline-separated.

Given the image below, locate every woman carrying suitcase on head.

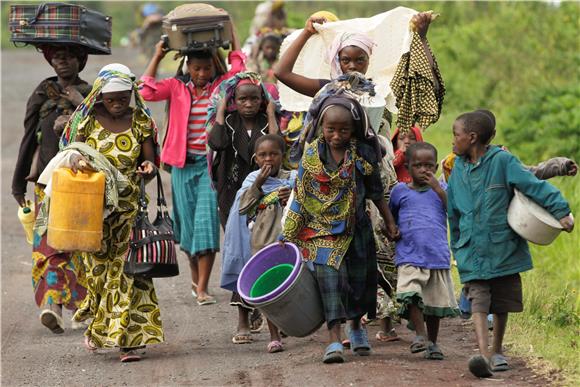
left=140, top=16, right=246, bottom=306
left=12, top=44, right=91, bottom=335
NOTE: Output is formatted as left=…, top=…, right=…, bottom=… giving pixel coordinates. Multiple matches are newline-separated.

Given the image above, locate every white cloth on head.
left=278, top=7, right=416, bottom=112
left=327, top=33, right=376, bottom=79
left=98, top=63, right=135, bottom=93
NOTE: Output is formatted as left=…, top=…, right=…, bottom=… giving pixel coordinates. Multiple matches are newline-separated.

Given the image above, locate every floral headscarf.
left=60, top=64, right=158, bottom=152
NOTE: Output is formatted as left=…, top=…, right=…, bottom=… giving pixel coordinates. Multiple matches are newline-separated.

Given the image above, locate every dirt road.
left=1, top=49, right=554, bottom=386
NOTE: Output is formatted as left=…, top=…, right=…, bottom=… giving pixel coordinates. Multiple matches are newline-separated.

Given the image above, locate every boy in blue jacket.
left=447, top=111, right=574, bottom=378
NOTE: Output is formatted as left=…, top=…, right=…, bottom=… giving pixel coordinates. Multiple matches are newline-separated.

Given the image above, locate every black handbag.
left=124, top=172, right=179, bottom=278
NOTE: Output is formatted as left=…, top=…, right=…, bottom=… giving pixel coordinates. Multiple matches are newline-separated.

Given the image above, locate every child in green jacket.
left=447, top=110, right=574, bottom=378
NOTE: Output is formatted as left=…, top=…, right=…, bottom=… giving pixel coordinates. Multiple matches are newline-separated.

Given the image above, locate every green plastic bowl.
left=249, top=263, right=294, bottom=298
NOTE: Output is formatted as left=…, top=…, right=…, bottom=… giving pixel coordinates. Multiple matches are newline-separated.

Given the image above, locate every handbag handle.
left=138, top=177, right=148, bottom=211
left=156, top=171, right=167, bottom=208
left=138, top=171, right=169, bottom=213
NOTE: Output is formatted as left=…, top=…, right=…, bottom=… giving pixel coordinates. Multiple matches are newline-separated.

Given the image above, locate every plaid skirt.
left=171, top=156, right=220, bottom=257
left=314, top=224, right=377, bottom=328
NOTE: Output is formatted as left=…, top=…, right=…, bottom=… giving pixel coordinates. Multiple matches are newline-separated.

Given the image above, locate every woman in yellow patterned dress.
left=62, top=63, right=164, bottom=362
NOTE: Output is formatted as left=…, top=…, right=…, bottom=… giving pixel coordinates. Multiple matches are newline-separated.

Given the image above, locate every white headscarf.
left=99, top=63, right=135, bottom=93
left=327, top=32, right=376, bottom=79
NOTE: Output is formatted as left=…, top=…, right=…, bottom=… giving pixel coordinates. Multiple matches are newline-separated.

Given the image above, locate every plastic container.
left=238, top=242, right=324, bottom=337
left=18, top=201, right=35, bottom=245
left=250, top=264, right=294, bottom=298
left=507, top=189, right=564, bottom=245
left=47, top=168, right=105, bottom=252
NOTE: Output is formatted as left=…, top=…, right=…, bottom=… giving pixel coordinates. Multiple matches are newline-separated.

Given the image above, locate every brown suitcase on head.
left=162, top=3, right=232, bottom=53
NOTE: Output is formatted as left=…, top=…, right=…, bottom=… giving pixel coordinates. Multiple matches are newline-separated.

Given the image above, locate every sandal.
left=267, top=340, right=284, bottom=353
left=191, top=282, right=198, bottom=298
left=197, top=294, right=217, bottom=306
left=232, top=333, right=253, bottom=344
left=410, top=335, right=428, bottom=353
left=376, top=329, right=401, bottom=342
left=424, top=342, right=444, bottom=360
left=322, top=342, right=345, bottom=364
left=345, top=324, right=371, bottom=356
left=468, top=355, right=493, bottom=378
left=249, top=310, right=265, bottom=333
left=39, top=309, right=64, bottom=334
left=490, top=353, right=510, bottom=372
left=119, top=349, right=141, bottom=363
left=84, top=336, right=98, bottom=352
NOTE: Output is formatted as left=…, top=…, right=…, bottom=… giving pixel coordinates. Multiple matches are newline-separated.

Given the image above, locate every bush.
left=503, top=85, right=580, bottom=164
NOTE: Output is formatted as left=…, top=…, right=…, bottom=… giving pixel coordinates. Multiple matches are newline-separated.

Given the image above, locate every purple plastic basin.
left=237, top=242, right=301, bottom=305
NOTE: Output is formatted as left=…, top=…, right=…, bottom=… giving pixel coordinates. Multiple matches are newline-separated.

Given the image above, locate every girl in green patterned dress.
left=63, top=63, right=164, bottom=362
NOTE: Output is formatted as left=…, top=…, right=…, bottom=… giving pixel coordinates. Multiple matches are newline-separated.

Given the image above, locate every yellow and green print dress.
left=73, top=112, right=164, bottom=349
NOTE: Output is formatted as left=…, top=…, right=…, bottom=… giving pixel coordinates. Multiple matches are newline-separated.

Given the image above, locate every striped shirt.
left=186, top=81, right=210, bottom=155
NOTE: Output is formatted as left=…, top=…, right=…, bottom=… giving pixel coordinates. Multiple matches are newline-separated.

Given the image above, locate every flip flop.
left=120, top=350, right=141, bottom=363
left=84, top=336, right=98, bottom=352
left=346, top=325, right=371, bottom=356
left=410, top=335, right=428, bottom=353
left=267, top=340, right=284, bottom=353
left=322, top=342, right=345, bottom=364
left=424, top=342, right=444, bottom=360
left=191, top=282, right=198, bottom=298
left=232, top=333, right=253, bottom=344
left=249, top=310, right=265, bottom=333
left=468, top=355, right=493, bottom=378
left=376, top=329, right=401, bottom=342
left=490, top=353, right=510, bottom=372
left=197, top=295, right=217, bottom=306
left=40, top=309, right=64, bottom=334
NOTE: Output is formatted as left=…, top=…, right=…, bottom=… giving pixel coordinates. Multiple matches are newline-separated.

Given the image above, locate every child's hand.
left=425, top=171, right=440, bottom=190
left=53, top=114, right=71, bottom=135
left=410, top=12, right=437, bottom=38
left=305, top=16, right=326, bottom=35
left=278, top=186, right=291, bottom=206
left=217, top=97, right=227, bottom=114
left=267, top=99, right=277, bottom=116
left=255, top=164, right=272, bottom=188
left=70, top=154, right=95, bottom=173
left=60, top=86, right=84, bottom=107
left=136, top=160, right=157, bottom=179
left=565, top=160, right=578, bottom=176
left=559, top=214, right=574, bottom=232
left=387, top=224, right=401, bottom=241
left=154, top=40, right=168, bottom=60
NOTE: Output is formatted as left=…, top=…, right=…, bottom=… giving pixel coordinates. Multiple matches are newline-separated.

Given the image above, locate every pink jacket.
left=139, top=51, right=246, bottom=168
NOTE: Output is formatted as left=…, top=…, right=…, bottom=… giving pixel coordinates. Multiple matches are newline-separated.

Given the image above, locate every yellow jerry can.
left=47, top=168, right=105, bottom=252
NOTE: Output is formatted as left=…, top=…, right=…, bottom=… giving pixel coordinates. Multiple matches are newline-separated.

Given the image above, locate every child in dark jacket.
left=447, top=110, right=574, bottom=378
left=207, top=72, right=280, bottom=228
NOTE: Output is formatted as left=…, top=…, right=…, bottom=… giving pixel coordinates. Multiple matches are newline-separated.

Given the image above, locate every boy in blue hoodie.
left=447, top=111, right=574, bottom=378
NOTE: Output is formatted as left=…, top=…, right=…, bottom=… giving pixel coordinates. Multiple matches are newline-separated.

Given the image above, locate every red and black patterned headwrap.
left=39, top=44, right=88, bottom=72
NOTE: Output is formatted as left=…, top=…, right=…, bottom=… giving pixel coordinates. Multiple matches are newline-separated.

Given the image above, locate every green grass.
left=510, top=177, right=580, bottom=385
left=424, top=115, right=580, bottom=384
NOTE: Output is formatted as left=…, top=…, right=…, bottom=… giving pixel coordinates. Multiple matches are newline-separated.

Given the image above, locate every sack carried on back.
left=9, top=2, right=112, bottom=54
left=162, top=3, right=233, bottom=53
